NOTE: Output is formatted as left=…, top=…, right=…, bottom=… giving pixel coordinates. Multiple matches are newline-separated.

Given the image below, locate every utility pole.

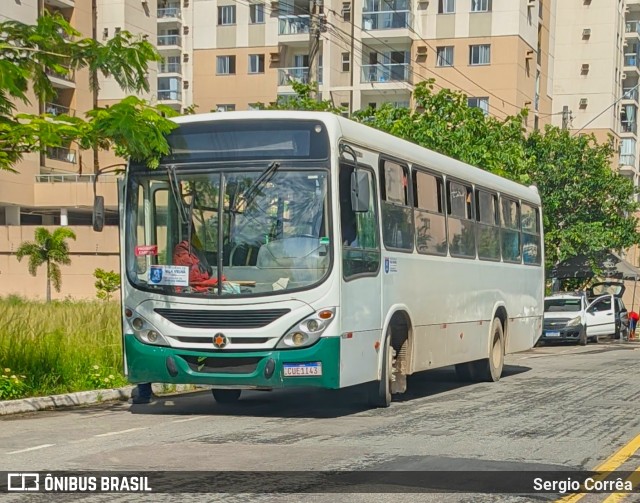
left=308, top=0, right=322, bottom=102
left=562, top=105, right=570, bottom=130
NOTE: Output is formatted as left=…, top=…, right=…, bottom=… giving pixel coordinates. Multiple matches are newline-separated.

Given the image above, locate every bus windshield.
left=126, top=166, right=331, bottom=297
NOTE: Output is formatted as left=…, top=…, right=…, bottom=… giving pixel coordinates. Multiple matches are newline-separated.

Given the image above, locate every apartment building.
left=187, top=0, right=554, bottom=124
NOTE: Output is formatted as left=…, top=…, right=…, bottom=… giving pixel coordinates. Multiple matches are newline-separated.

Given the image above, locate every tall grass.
left=0, top=296, right=127, bottom=399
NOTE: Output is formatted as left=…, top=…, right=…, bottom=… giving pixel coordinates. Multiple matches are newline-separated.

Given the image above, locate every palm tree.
left=16, top=227, right=77, bottom=302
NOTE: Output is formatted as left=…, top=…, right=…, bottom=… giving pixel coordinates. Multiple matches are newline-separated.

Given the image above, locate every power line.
left=572, top=83, right=640, bottom=136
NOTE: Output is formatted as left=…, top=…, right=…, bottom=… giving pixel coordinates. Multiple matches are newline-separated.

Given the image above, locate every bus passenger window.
left=501, top=197, right=521, bottom=263
left=476, top=189, right=500, bottom=261
left=521, top=203, right=541, bottom=265
left=447, top=180, right=475, bottom=258
left=339, top=164, right=380, bottom=278
left=413, top=169, right=447, bottom=255
left=380, top=160, right=413, bottom=251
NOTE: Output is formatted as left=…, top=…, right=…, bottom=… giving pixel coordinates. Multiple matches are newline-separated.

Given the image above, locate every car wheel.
left=212, top=389, right=241, bottom=404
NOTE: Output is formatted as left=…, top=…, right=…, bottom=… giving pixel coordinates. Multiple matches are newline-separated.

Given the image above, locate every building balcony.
left=361, top=63, right=411, bottom=84
left=277, top=67, right=323, bottom=86
left=623, top=87, right=639, bottom=102
left=626, top=21, right=640, bottom=36
left=45, top=67, right=76, bottom=89
left=624, top=53, right=640, bottom=70
left=620, top=153, right=637, bottom=168
left=159, top=62, right=182, bottom=75
left=621, top=120, right=638, bottom=135
left=157, top=6, right=182, bottom=23
left=45, top=147, right=77, bottom=164
left=157, top=35, right=182, bottom=50
left=158, top=90, right=182, bottom=108
left=44, top=0, right=75, bottom=9
left=362, top=10, right=411, bottom=31
left=44, top=102, right=75, bottom=116
left=278, top=15, right=310, bottom=35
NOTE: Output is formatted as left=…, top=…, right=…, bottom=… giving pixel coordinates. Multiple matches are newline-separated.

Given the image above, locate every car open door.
left=585, top=294, right=616, bottom=337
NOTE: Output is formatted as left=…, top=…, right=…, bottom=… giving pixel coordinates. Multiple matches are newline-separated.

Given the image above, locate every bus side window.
left=413, top=169, right=447, bottom=256
left=501, top=197, right=521, bottom=263
left=521, top=203, right=541, bottom=265
left=380, top=159, right=413, bottom=251
left=339, top=164, right=380, bottom=278
left=447, top=180, right=476, bottom=258
left=476, top=189, right=500, bottom=261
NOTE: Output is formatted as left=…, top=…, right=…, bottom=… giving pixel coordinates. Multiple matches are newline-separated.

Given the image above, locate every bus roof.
left=169, top=111, right=541, bottom=205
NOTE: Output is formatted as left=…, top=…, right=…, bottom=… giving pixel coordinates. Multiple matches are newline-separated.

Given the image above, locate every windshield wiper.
left=232, top=161, right=280, bottom=213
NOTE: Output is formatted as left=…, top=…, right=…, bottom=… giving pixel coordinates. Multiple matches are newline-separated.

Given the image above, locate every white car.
left=541, top=283, right=628, bottom=345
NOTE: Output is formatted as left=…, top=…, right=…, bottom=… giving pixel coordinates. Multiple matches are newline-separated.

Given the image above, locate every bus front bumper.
left=124, top=334, right=340, bottom=389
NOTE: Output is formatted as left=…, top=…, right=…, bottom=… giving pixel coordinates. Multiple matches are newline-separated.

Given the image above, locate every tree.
left=278, top=79, right=640, bottom=274
left=16, top=227, right=77, bottom=302
left=0, top=12, right=178, bottom=173
left=524, top=126, right=639, bottom=270
left=93, top=268, right=120, bottom=301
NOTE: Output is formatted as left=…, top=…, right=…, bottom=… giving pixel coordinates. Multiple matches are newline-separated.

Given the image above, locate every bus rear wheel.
left=367, top=330, right=393, bottom=408
left=471, top=318, right=504, bottom=382
left=212, top=389, right=241, bottom=404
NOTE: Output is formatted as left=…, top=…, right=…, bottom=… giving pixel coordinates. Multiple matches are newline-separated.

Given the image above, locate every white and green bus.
left=101, top=111, right=544, bottom=407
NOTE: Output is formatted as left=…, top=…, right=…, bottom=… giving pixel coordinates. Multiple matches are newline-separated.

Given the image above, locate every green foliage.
left=94, top=268, right=121, bottom=301
left=16, top=227, right=77, bottom=302
left=0, top=368, right=28, bottom=400
left=0, top=12, right=177, bottom=172
left=0, top=299, right=125, bottom=400
left=258, top=82, right=345, bottom=114
left=278, top=78, right=640, bottom=274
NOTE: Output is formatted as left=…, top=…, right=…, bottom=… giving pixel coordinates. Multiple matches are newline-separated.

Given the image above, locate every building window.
left=470, top=0, right=491, bottom=12
left=342, top=2, right=351, bottom=22
left=248, top=54, right=265, bottom=73
left=216, top=55, right=236, bottom=74
left=438, top=0, right=455, bottom=14
left=217, top=104, right=236, bottom=112
left=217, top=5, right=236, bottom=25
left=468, top=97, right=489, bottom=115
left=469, top=44, right=490, bottom=65
left=436, top=46, right=454, bottom=67
left=250, top=3, right=264, bottom=23
left=248, top=103, right=261, bottom=110
left=341, top=52, right=350, bottom=72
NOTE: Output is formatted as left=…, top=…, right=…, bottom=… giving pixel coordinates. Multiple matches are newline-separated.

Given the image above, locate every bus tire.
left=212, top=389, right=241, bottom=404
left=471, top=318, right=504, bottom=382
left=367, top=330, right=392, bottom=408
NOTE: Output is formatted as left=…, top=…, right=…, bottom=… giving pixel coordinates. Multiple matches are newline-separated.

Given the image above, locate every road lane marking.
left=172, top=417, right=203, bottom=423
left=7, top=443, right=55, bottom=455
left=600, top=468, right=640, bottom=503
left=556, top=431, right=640, bottom=503
left=94, top=427, right=146, bottom=438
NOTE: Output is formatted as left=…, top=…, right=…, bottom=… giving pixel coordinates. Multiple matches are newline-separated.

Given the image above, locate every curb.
left=0, top=384, right=202, bottom=417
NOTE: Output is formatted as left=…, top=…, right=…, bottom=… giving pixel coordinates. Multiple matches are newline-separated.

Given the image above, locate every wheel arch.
left=376, top=305, right=414, bottom=380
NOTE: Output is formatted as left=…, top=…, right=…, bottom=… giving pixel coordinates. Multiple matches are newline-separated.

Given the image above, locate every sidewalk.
left=0, top=384, right=201, bottom=417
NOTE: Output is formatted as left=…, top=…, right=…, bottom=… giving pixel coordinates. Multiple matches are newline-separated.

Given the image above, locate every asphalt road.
left=2, top=339, right=640, bottom=503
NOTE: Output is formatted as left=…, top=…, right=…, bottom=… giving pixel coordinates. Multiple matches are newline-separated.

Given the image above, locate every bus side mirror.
left=351, top=171, right=370, bottom=213
left=92, top=195, right=105, bottom=232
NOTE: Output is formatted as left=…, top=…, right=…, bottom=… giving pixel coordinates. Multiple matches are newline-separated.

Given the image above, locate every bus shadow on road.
left=127, top=364, right=531, bottom=419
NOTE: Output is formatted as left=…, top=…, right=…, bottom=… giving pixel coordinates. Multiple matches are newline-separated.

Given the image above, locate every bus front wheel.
left=367, top=330, right=393, bottom=408
left=471, top=318, right=504, bottom=382
left=212, top=389, right=242, bottom=404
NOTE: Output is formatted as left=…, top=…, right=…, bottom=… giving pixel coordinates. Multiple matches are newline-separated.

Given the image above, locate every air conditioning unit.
left=582, top=28, right=591, bottom=38
left=527, top=0, right=535, bottom=5
left=270, top=0, right=279, bottom=10
left=579, top=98, right=588, bottom=107
left=416, top=46, right=427, bottom=55
left=525, top=49, right=534, bottom=60
left=270, top=51, right=280, bottom=63
left=183, top=80, right=189, bottom=89
left=581, top=63, right=590, bottom=73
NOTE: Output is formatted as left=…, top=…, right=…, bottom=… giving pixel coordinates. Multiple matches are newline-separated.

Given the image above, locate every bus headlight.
left=125, top=309, right=170, bottom=347
left=566, top=316, right=582, bottom=327
left=277, top=308, right=336, bottom=349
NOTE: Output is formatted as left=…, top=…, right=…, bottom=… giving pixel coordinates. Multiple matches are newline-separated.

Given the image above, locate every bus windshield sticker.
left=149, top=265, right=189, bottom=286
left=135, top=245, right=158, bottom=257
left=384, top=257, right=398, bottom=274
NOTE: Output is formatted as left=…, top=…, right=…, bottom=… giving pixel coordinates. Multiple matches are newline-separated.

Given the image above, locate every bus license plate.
left=283, top=362, right=322, bottom=377
left=546, top=331, right=560, bottom=337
